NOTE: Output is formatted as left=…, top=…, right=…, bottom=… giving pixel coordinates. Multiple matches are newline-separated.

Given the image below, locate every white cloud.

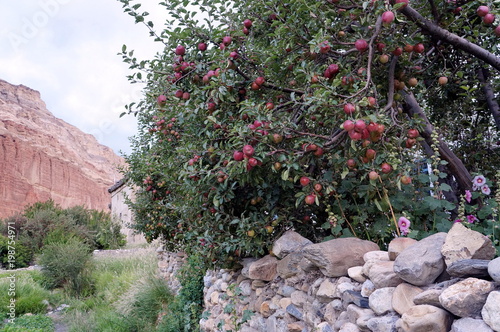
left=0, top=0, right=166, bottom=155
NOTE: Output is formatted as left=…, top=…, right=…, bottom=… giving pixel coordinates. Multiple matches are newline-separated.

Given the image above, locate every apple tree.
left=118, top=0, right=500, bottom=262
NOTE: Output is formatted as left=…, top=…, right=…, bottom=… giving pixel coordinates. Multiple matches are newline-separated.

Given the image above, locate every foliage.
left=0, top=200, right=125, bottom=268
left=37, top=238, right=95, bottom=297
left=0, top=271, right=51, bottom=318
left=0, top=314, right=54, bottom=332
left=157, top=254, right=206, bottom=332
left=0, top=235, right=32, bottom=269
left=118, top=0, right=500, bottom=263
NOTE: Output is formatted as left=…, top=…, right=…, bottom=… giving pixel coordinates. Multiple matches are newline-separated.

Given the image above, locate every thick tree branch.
left=401, top=6, right=500, bottom=71
left=477, top=67, right=500, bottom=130
left=401, top=90, right=473, bottom=191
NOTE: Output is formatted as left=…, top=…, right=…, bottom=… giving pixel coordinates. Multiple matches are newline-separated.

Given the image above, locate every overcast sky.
left=0, top=0, right=167, bottom=155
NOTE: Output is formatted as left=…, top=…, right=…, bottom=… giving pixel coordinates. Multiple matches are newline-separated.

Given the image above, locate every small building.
left=108, top=178, right=146, bottom=245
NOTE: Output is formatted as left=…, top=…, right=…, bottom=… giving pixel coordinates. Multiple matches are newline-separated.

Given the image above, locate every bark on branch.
left=401, top=6, right=500, bottom=71
left=477, top=67, right=500, bottom=130
left=401, top=90, right=473, bottom=192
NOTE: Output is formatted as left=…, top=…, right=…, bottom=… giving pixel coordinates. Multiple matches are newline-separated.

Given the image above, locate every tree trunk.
left=477, top=67, right=500, bottom=130
left=401, top=90, right=473, bottom=192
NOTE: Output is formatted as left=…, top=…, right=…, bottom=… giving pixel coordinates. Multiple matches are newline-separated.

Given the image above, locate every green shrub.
left=38, top=238, right=94, bottom=297
left=0, top=272, right=50, bottom=317
left=0, top=314, right=54, bottom=332
left=0, top=235, right=32, bottom=269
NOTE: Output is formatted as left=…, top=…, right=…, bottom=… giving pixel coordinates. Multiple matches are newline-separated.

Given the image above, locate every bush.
left=0, top=271, right=51, bottom=318
left=0, top=314, right=54, bottom=332
left=37, top=238, right=94, bottom=297
left=0, top=235, right=32, bottom=269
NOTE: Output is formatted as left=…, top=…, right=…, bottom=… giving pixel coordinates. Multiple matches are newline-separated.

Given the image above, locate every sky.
left=0, top=0, right=167, bottom=155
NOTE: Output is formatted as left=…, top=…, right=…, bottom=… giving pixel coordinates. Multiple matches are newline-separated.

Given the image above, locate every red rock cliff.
left=0, top=79, right=125, bottom=218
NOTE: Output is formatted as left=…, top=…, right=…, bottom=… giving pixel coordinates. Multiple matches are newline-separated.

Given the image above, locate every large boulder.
left=439, top=277, right=495, bottom=318
left=393, top=233, right=447, bottom=286
left=248, top=255, right=278, bottom=281
left=482, top=291, right=500, bottom=331
left=302, top=238, right=379, bottom=277
left=272, top=230, right=312, bottom=259
left=396, top=304, right=453, bottom=332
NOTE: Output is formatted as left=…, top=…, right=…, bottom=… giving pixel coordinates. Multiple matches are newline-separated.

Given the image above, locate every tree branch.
left=401, top=90, right=473, bottom=191
left=400, top=5, right=500, bottom=71
left=477, top=67, right=500, bottom=130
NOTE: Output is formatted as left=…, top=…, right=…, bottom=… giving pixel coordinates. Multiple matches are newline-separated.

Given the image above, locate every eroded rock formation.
left=0, top=79, right=124, bottom=218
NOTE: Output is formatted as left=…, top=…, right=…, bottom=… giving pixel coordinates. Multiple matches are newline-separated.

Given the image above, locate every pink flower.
left=472, top=175, right=486, bottom=190
left=481, top=185, right=491, bottom=195
left=398, top=217, right=411, bottom=235
left=466, top=215, right=478, bottom=224
left=454, top=219, right=462, bottom=223
left=465, top=190, right=472, bottom=203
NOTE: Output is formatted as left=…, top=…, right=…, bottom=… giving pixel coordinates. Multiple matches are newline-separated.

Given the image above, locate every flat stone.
left=290, top=290, right=308, bottom=307
left=393, top=232, right=447, bottom=286
left=488, top=257, right=500, bottom=282
left=369, top=287, right=396, bottom=315
left=392, top=283, right=423, bottom=315
left=482, top=291, right=500, bottom=331
left=338, top=322, right=360, bottom=332
left=447, top=259, right=490, bottom=278
left=413, top=289, right=443, bottom=307
left=272, top=230, right=312, bottom=259
left=396, top=304, right=453, bottom=332
left=388, top=237, right=418, bottom=260
left=316, top=322, right=334, bottom=332
left=248, top=255, right=278, bottom=281
left=302, top=237, right=379, bottom=277
left=451, top=317, right=494, bottom=332
left=287, top=322, right=305, bottom=332
left=363, top=250, right=390, bottom=262
left=441, top=222, right=495, bottom=267
left=317, top=278, right=337, bottom=302
left=278, top=297, right=292, bottom=309
left=439, top=277, right=495, bottom=318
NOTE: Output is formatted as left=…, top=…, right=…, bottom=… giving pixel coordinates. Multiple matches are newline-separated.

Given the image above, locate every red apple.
left=175, top=45, right=185, bottom=55
left=198, top=42, right=207, bottom=51
left=248, top=158, right=258, bottom=167
left=324, top=64, right=340, bottom=79
left=413, top=43, right=425, bottom=54
left=483, top=13, right=495, bottom=24
left=355, top=39, right=368, bottom=53
left=382, top=11, right=395, bottom=25
left=230, top=51, right=238, bottom=59
left=392, top=47, right=403, bottom=56
left=408, top=129, right=420, bottom=138
left=354, top=119, right=366, bottom=132
left=300, top=176, right=310, bottom=186
left=369, top=171, right=380, bottom=181
left=349, top=130, right=362, bottom=141
left=377, top=43, right=386, bottom=52
left=182, top=92, right=190, bottom=100
left=366, top=149, right=376, bottom=161
left=367, top=122, right=379, bottom=132
left=222, top=36, right=232, bottom=45
left=255, top=76, right=265, bottom=86
left=347, top=159, right=357, bottom=169
left=381, top=162, right=393, bottom=174
left=266, top=102, right=275, bottom=110
left=319, top=41, right=331, bottom=54
left=243, top=19, right=253, bottom=28
left=477, top=5, right=489, bottom=17
left=304, top=194, right=316, bottom=205
left=343, top=120, right=355, bottom=131
left=406, top=138, right=417, bottom=148
left=314, top=183, right=323, bottom=192
left=438, top=76, right=448, bottom=85
left=367, top=96, right=377, bottom=107
left=233, top=151, right=244, bottom=161
left=344, top=103, right=356, bottom=115
left=314, top=147, right=324, bottom=157
left=401, top=175, right=412, bottom=185
left=157, top=95, right=167, bottom=106
left=404, top=44, right=414, bottom=53
left=408, top=77, right=418, bottom=87
left=207, top=102, right=216, bottom=112
left=495, top=25, right=500, bottom=37
left=379, top=54, right=389, bottom=64
left=243, top=144, right=255, bottom=157
left=174, top=90, right=183, bottom=98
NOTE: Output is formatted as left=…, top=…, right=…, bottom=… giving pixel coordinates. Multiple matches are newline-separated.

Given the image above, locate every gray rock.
left=369, top=287, right=396, bottom=315
left=342, top=290, right=369, bottom=309
left=393, top=232, right=447, bottom=286
left=388, top=237, right=417, bottom=261
left=277, top=285, right=296, bottom=297
left=302, top=237, right=379, bottom=277
left=451, top=317, right=494, bottom=332
left=441, top=222, right=495, bottom=267
left=482, top=291, right=500, bottom=331
left=439, top=277, right=495, bottom=318
left=488, top=257, right=500, bottom=282
left=447, top=259, right=490, bottom=278
left=361, top=279, right=375, bottom=298
left=272, top=230, right=312, bottom=259
left=285, top=303, right=303, bottom=320
left=276, top=252, right=302, bottom=278
left=316, top=322, right=334, bottom=332
left=366, top=314, right=399, bottom=332
left=367, top=260, right=404, bottom=288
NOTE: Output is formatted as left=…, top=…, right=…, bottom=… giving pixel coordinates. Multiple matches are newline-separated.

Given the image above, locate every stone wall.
left=160, top=222, right=500, bottom=332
